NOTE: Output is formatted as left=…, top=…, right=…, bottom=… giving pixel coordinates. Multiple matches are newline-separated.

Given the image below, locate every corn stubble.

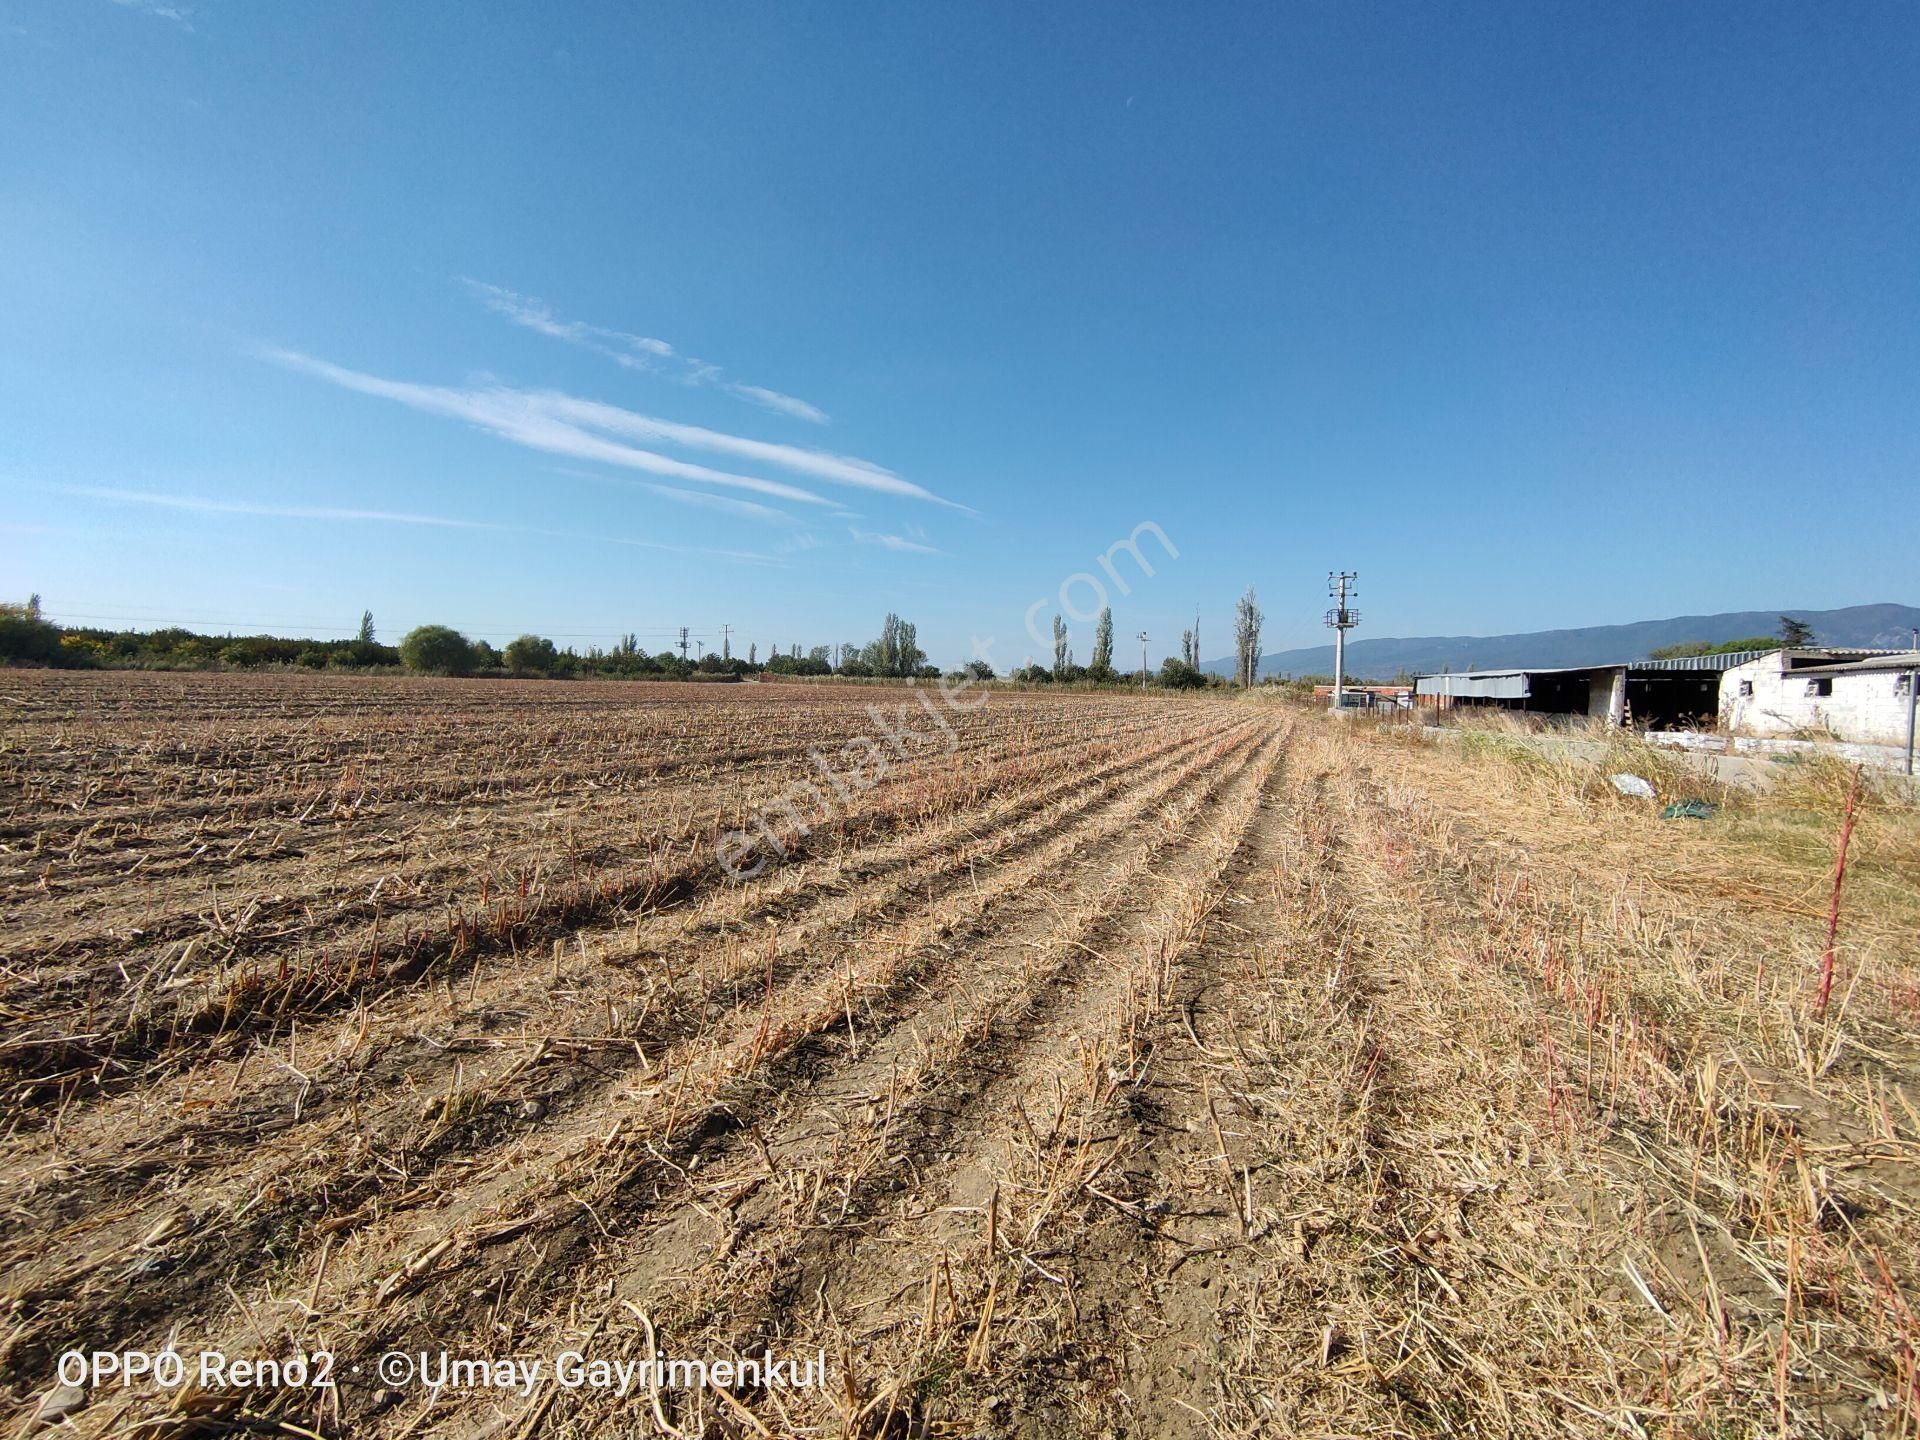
left=1, top=670, right=1915, bottom=1437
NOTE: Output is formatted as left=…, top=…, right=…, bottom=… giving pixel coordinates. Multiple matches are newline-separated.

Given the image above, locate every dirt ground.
left=3, top=672, right=1916, bottom=1438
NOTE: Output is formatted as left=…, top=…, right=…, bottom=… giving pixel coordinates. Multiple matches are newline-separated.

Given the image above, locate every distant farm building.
left=1719, top=648, right=1919, bottom=745
left=1414, top=646, right=1918, bottom=744
left=1413, top=652, right=1764, bottom=729
left=1310, top=683, right=1412, bottom=709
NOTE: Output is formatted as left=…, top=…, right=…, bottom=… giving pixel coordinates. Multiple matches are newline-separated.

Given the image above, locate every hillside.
left=1207, top=602, right=1920, bottom=680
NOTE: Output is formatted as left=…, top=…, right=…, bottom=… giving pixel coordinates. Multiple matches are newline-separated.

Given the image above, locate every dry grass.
left=1339, top=709, right=1920, bottom=1436
left=1, top=674, right=1914, bottom=1437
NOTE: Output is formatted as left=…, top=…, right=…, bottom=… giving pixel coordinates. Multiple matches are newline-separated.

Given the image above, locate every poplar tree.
left=1091, top=607, right=1113, bottom=672
left=1233, top=587, right=1263, bottom=690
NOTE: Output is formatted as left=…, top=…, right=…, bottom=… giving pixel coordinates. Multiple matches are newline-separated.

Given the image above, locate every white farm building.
left=1718, top=649, right=1919, bottom=746
left=1413, top=645, right=1918, bottom=749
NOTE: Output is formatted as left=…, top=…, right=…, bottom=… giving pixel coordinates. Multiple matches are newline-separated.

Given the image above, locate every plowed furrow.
left=1, top=715, right=1227, bottom=1103
left=4, top=713, right=1245, bottom=1239
left=0, top=718, right=1267, bottom=1413
left=401, top=721, right=1291, bottom=1438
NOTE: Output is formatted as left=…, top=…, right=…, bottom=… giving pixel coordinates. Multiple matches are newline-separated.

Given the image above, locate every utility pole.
left=1137, top=631, right=1150, bottom=691
left=678, top=627, right=690, bottom=663
left=719, top=624, right=732, bottom=662
left=1906, top=627, right=1917, bottom=776
left=1326, top=572, right=1360, bottom=710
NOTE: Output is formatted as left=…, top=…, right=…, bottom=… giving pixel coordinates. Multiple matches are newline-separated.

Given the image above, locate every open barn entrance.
left=1625, top=672, right=1719, bottom=729
left=1523, top=670, right=1591, bottom=715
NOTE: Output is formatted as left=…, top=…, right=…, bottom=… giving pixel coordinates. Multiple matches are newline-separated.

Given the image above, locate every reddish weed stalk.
left=1815, top=764, right=1863, bottom=1021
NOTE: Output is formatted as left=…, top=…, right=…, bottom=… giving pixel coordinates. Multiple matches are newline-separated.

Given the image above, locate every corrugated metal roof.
left=1631, top=649, right=1775, bottom=672
left=1414, top=663, right=1605, bottom=683
left=1413, top=652, right=1904, bottom=683
left=1791, top=652, right=1920, bottom=677
left=1416, top=672, right=1530, bottom=699
left=1413, top=651, right=1770, bottom=682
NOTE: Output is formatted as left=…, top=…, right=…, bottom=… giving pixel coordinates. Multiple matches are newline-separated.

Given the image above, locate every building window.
left=1899, top=673, right=1913, bottom=697
left=1738, top=679, right=1754, bottom=697
left=1806, top=677, right=1832, bottom=697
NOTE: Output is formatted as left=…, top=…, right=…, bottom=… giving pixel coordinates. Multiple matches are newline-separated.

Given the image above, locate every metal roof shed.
left=1415, top=671, right=1531, bottom=701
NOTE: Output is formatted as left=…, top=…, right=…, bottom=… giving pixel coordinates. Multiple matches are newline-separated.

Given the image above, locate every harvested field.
left=2, top=671, right=1917, bottom=1438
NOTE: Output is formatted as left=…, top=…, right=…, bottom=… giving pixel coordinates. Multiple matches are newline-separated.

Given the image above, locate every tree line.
left=5, top=589, right=1278, bottom=690
left=0, top=600, right=960, bottom=683
left=1647, top=617, right=1816, bottom=660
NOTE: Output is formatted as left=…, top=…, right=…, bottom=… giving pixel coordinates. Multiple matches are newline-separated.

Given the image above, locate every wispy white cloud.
left=605, top=536, right=783, bottom=566
left=260, top=348, right=831, bottom=506
left=850, top=527, right=945, bottom=556
left=109, top=0, right=192, bottom=27
left=639, top=483, right=797, bottom=525
left=461, top=278, right=834, bottom=427
left=64, top=485, right=502, bottom=529
left=724, top=383, right=829, bottom=426
left=262, top=347, right=968, bottom=510
left=528, top=391, right=957, bottom=505
left=48, top=484, right=783, bottom=565
left=462, top=279, right=672, bottom=368
left=546, top=467, right=795, bottom=526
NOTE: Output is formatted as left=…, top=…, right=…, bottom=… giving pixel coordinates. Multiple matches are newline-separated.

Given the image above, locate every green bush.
left=338, top=638, right=396, bottom=669
left=399, top=624, right=476, bottom=676
left=503, top=634, right=560, bottom=674
left=1157, top=658, right=1207, bottom=689
left=0, top=599, right=61, bottom=665
left=219, top=636, right=303, bottom=668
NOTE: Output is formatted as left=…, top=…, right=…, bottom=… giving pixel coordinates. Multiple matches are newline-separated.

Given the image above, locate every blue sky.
left=5, top=1, right=1916, bottom=668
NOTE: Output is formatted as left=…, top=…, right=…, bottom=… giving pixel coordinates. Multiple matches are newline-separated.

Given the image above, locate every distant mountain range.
left=1203, top=603, right=1920, bottom=681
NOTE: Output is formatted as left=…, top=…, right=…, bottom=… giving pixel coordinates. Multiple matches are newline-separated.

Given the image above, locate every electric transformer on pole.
left=1326, top=572, right=1359, bottom=708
